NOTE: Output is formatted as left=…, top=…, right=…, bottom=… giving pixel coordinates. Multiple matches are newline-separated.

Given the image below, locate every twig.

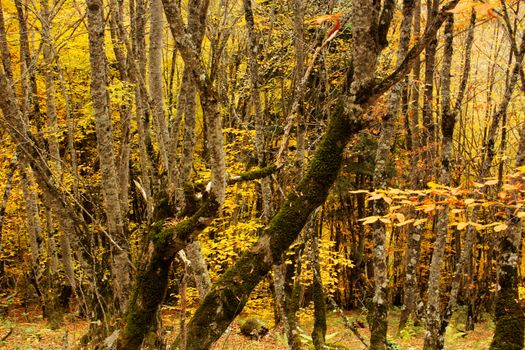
left=327, top=297, right=369, bottom=349
left=1, top=327, right=13, bottom=342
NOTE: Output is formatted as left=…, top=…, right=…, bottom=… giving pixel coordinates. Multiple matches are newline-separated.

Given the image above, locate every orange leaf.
left=308, top=13, right=342, bottom=25
left=473, top=3, right=497, bottom=18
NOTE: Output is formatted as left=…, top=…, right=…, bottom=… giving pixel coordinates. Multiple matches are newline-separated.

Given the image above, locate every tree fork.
left=116, top=164, right=278, bottom=349
left=181, top=110, right=362, bottom=350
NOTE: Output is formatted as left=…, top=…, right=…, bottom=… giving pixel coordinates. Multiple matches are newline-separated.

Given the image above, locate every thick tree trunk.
left=115, top=196, right=219, bottom=349
left=490, top=103, right=525, bottom=349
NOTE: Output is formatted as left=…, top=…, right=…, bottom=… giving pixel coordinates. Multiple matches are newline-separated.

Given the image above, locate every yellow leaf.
left=379, top=218, right=391, bottom=224
left=517, top=165, right=525, bottom=173
left=427, top=181, right=443, bottom=189
left=517, top=212, right=525, bottom=219
left=470, top=222, right=485, bottom=230
left=368, top=194, right=383, bottom=201
left=383, top=196, right=393, bottom=205
left=395, top=213, right=406, bottom=222
left=457, top=222, right=469, bottom=230
left=349, top=190, right=369, bottom=194
left=447, top=2, right=474, bottom=14
left=451, top=209, right=463, bottom=214
left=494, top=223, right=508, bottom=232
left=484, top=179, right=499, bottom=186
left=464, top=198, right=476, bottom=205
left=359, top=216, right=380, bottom=225
left=473, top=3, right=497, bottom=18
left=503, top=183, right=520, bottom=191
left=414, top=218, right=427, bottom=226
left=395, top=219, right=415, bottom=227
left=422, top=204, right=436, bottom=213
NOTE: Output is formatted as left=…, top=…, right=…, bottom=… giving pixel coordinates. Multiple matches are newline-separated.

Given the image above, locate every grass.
left=0, top=304, right=494, bottom=349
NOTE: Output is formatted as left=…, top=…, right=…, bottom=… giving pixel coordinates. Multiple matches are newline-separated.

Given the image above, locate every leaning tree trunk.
left=176, top=0, right=459, bottom=349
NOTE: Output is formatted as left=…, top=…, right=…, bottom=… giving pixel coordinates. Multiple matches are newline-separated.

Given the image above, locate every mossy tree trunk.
left=115, top=197, right=220, bottom=349
left=164, top=1, right=459, bottom=349
left=310, top=212, right=327, bottom=350
left=490, top=78, right=525, bottom=349
left=182, top=111, right=363, bottom=350
left=489, top=221, right=525, bottom=350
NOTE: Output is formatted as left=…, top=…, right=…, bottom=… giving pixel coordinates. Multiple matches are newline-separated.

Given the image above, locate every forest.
left=0, top=0, right=524, bottom=349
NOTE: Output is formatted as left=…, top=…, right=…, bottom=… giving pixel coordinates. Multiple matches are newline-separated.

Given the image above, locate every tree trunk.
left=422, top=13, right=454, bottom=350
left=434, top=8, right=476, bottom=339
left=0, top=154, right=17, bottom=278
left=490, top=90, right=525, bottom=350
left=368, top=1, right=413, bottom=348
left=149, top=0, right=177, bottom=186
left=243, top=0, right=271, bottom=221
left=399, top=0, right=423, bottom=331
left=310, top=211, right=327, bottom=350
left=85, top=0, right=132, bottom=312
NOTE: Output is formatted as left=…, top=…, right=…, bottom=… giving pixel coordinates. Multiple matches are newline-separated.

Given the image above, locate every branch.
left=227, top=165, right=278, bottom=185
left=357, top=0, right=460, bottom=105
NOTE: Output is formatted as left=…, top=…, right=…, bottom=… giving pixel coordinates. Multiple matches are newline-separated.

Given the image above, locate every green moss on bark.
left=117, top=253, right=170, bottom=349
left=117, top=197, right=220, bottom=349
left=312, top=277, right=327, bottom=350
left=183, top=112, right=363, bottom=350
left=228, top=165, right=277, bottom=184
left=490, top=250, right=525, bottom=350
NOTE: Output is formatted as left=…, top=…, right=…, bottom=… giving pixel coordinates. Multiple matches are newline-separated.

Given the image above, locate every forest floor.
left=0, top=304, right=494, bottom=349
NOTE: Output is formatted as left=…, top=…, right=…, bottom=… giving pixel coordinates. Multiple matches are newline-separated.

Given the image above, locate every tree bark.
left=434, top=8, right=476, bottom=340
left=399, top=0, right=423, bottom=331
left=85, top=0, right=132, bottom=312
left=310, top=211, right=326, bottom=350
left=490, top=38, right=525, bottom=350
left=368, top=1, right=413, bottom=348
left=0, top=154, right=17, bottom=278
left=178, top=1, right=458, bottom=348
left=423, top=13, right=454, bottom=350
